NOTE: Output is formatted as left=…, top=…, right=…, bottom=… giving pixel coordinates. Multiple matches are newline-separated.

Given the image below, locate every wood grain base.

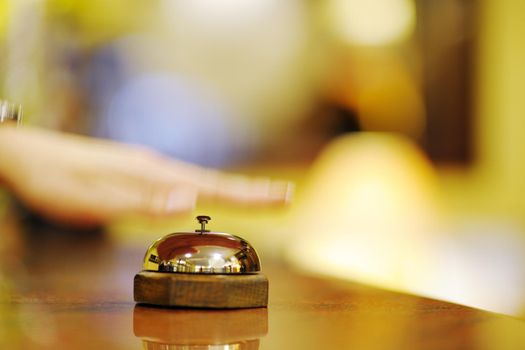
left=134, top=271, right=268, bottom=309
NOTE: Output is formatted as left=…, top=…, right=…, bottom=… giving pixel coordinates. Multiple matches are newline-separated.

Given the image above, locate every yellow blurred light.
left=162, top=0, right=276, bottom=23
left=288, top=133, right=439, bottom=290
left=287, top=134, right=525, bottom=315
left=0, top=1, right=9, bottom=40
left=50, top=0, right=156, bottom=45
left=327, top=0, right=416, bottom=45
left=357, top=68, right=426, bottom=138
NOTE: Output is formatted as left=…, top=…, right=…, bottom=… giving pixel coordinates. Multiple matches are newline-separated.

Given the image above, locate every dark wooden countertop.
left=1, top=218, right=525, bottom=349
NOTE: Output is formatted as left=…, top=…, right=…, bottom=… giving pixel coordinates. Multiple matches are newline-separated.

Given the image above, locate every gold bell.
left=134, top=215, right=268, bottom=308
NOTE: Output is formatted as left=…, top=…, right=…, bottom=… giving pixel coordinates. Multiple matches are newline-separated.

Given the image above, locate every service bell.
left=134, top=216, right=268, bottom=308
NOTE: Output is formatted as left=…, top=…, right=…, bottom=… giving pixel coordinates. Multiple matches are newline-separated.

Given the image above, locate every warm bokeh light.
left=356, top=60, right=426, bottom=138
left=162, top=0, right=277, bottom=24
left=326, top=0, right=416, bottom=45
left=287, top=133, right=525, bottom=315
left=288, top=133, right=439, bottom=290
left=0, top=1, right=9, bottom=41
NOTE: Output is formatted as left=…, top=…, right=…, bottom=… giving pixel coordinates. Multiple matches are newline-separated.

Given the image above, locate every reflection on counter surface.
left=0, top=219, right=525, bottom=349
left=133, top=306, right=267, bottom=350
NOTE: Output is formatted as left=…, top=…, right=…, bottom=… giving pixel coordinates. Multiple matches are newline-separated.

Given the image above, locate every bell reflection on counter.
left=133, top=305, right=268, bottom=350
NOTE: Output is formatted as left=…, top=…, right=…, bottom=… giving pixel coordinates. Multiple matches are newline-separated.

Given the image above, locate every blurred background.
left=1, top=0, right=525, bottom=317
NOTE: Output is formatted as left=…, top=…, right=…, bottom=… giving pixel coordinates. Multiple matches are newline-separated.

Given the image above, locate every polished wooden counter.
left=1, top=218, right=525, bottom=349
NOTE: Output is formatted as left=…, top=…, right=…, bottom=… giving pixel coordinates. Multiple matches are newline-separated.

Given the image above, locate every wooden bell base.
left=134, top=271, right=268, bottom=309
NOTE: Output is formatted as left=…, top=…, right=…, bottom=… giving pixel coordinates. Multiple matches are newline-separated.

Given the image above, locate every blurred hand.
left=0, top=126, right=292, bottom=226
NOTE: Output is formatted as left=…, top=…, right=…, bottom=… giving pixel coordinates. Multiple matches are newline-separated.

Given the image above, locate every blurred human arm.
left=0, top=125, right=292, bottom=226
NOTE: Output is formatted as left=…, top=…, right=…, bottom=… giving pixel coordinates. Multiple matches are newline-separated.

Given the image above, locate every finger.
left=117, top=151, right=294, bottom=206
left=71, top=179, right=196, bottom=219
left=189, top=170, right=294, bottom=205
left=147, top=185, right=198, bottom=215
